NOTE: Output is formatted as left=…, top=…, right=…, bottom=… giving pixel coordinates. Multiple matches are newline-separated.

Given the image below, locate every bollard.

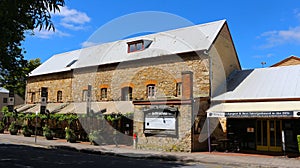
left=133, top=133, right=137, bottom=149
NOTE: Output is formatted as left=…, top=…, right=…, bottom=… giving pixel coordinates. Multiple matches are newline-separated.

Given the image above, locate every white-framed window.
left=101, top=88, right=108, bottom=99
left=147, top=84, right=156, bottom=98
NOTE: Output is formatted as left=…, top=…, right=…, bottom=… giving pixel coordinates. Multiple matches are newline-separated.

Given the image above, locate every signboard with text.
left=208, top=111, right=300, bottom=118
left=144, top=108, right=178, bottom=137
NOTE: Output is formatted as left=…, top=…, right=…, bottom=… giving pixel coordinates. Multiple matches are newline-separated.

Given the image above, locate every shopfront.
left=207, top=102, right=300, bottom=153
left=226, top=118, right=300, bottom=152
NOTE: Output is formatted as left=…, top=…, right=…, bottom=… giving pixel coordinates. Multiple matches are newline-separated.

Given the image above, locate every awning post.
left=207, top=117, right=211, bottom=152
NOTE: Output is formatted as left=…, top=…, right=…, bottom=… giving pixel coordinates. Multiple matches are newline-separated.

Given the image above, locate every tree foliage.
left=0, top=0, right=65, bottom=95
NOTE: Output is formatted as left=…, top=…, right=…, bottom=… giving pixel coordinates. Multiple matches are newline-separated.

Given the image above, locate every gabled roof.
left=30, top=20, right=227, bottom=77
left=212, top=65, right=300, bottom=101
left=0, top=87, right=9, bottom=94
left=271, top=55, right=300, bottom=67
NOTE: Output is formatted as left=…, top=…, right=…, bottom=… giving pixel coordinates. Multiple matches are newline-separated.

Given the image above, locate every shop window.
left=127, top=40, right=152, bottom=53
left=121, top=87, right=132, bottom=101
left=101, top=88, right=108, bottom=99
left=176, top=82, right=182, bottom=97
left=57, top=91, right=63, bottom=102
left=147, top=84, right=156, bottom=98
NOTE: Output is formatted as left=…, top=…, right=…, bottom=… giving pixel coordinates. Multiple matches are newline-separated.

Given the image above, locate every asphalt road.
left=0, top=144, right=229, bottom=168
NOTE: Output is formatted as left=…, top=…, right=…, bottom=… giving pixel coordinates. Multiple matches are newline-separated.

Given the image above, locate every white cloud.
left=253, top=53, right=274, bottom=59
left=33, top=6, right=91, bottom=39
left=258, top=11, right=300, bottom=48
left=33, top=28, right=70, bottom=39
left=60, top=22, right=85, bottom=31
left=81, top=41, right=98, bottom=48
left=54, top=6, right=91, bottom=31
left=259, top=26, right=300, bottom=48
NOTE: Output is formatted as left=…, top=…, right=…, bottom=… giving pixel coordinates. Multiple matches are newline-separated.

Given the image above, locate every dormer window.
left=127, top=40, right=152, bottom=53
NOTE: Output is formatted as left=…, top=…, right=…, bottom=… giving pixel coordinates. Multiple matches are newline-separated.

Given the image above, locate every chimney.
left=181, top=71, right=193, bottom=100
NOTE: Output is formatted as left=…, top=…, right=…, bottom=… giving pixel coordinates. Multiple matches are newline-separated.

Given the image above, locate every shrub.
left=43, top=125, right=54, bottom=140
left=8, top=121, right=18, bottom=135
left=0, top=121, right=5, bottom=133
left=22, top=125, right=32, bottom=137
left=65, top=127, right=76, bottom=143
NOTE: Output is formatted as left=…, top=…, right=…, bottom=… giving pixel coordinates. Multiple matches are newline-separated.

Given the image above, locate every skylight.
left=66, top=59, right=78, bottom=67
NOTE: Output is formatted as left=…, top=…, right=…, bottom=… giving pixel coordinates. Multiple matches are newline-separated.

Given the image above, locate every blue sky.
left=23, top=0, right=300, bottom=69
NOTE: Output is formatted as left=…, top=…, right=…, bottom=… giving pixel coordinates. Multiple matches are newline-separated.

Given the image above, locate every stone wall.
left=133, top=104, right=193, bottom=152
left=26, top=53, right=209, bottom=104
left=71, top=53, right=210, bottom=102
left=26, top=72, right=73, bottom=103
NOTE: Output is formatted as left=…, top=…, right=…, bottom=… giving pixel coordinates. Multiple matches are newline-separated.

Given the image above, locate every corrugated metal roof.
left=30, top=20, right=226, bottom=77
left=0, top=87, right=9, bottom=93
left=213, top=65, right=300, bottom=100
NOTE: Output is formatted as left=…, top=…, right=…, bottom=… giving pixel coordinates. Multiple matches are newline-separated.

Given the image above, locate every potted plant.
left=65, top=127, right=76, bottom=143
left=8, top=121, right=18, bottom=135
left=88, top=130, right=99, bottom=145
left=22, top=124, right=32, bottom=137
left=43, top=125, right=54, bottom=140
left=0, top=121, right=5, bottom=133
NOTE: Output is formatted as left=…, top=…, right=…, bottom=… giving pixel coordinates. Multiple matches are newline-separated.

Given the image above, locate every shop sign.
left=293, top=111, right=300, bottom=117
left=208, top=111, right=300, bottom=118
left=144, top=108, right=178, bottom=136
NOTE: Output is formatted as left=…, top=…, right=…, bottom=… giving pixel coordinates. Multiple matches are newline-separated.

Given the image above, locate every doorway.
left=256, top=120, right=282, bottom=152
left=121, top=87, right=132, bottom=101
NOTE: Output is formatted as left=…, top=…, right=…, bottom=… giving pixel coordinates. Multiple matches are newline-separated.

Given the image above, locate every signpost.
left=282, top=130, right=286, bottom=157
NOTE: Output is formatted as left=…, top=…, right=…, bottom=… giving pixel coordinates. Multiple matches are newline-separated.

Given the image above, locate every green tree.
left=0, top=0, right=65, bottom=93
left=1, top=58, right=41, bottom=99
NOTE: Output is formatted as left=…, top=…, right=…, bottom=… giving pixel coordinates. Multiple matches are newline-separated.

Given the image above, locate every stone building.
left=21, top=19, right=241, bottom=152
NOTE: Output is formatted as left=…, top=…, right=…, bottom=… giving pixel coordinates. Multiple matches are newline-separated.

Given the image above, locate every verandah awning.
left=207, top=101, right=300, bottom=118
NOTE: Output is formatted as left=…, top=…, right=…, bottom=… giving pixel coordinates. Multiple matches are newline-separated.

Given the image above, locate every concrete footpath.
left=1, top=133, right=300, bottom=168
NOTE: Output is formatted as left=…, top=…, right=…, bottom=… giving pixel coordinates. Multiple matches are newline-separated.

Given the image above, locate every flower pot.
left=67, top=136, right=76, bottom=143
left=23, top=132, right=32, bottom=137
left=45, top=135, right=54, bottom=140
left=9, top=129, right=18, bottom=135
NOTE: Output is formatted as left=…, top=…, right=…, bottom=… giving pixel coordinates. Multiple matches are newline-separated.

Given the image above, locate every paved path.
left=1, top=133, right=300, bottom=168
